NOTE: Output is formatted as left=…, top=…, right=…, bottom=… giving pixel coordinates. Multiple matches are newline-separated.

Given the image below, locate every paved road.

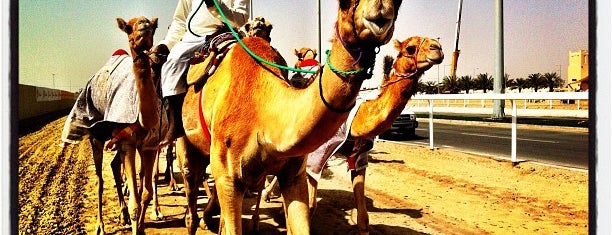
left=384, top=120, right=589, bottom=170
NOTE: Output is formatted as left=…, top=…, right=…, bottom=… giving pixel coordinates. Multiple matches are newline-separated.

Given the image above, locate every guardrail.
left=410, top=92, right=589, bottom=163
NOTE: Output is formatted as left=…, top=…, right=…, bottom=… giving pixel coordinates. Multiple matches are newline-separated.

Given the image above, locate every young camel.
left=61, top=16, right=167, bottom=235
left=252, top=36, right=443, bottom=234
left=176, top=0, right=403, bottom=234
left=309, top=36, right=443, bottom=234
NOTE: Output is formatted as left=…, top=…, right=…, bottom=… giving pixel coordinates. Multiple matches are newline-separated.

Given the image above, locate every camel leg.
left=137, top=148, right=158, bottom=232
left=210, top=150, right=245, bottom=235
left=111, top=151, right=130, bottom=226
left=165, top=143, right=178, bottom=191
left=201, top=174, right=218, bottom=230
left=149, top=149, right=164, bottom=221
left=306, top=174, right=319, bottom=220
left=91, top=138, right=106, bottom=235
left=261, top=176, right=278, bottom=202
left=119, top=138, right=141, bottom=235
left=176, top=137, right=208, bottom=235
left=278, top=157, right=310, bottom=235
left=251, top=190, right=263, bottom=232
left=351, top=168, right=369, bottom=235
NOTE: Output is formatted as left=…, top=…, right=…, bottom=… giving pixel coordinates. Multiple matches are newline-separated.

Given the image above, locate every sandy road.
left=17, top=116, right=588, bottom=234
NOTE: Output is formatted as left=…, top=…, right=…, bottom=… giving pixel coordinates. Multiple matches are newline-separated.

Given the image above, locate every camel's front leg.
left=211, top=151, right=245, bottom=235
left=306, top=174, right=319, bottom=219
left=90, top=138, right=106, bottom=235
left=279, top=156, right=310, bottom=235
left=119, top=138, right=141, bottom=235
left=149, top=149, right=164, bottom=221
left=137, top=148, right=158, bottom=232
left=351, top=168, right=369, bottom=235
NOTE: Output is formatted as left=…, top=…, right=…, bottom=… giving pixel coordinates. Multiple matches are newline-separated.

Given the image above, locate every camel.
left=251, top=36, right=443, bottom=234
left=61, top=16, right=167, bottom=234
left=310, top=36, right=443, bottom=234
left=289, top=47, right=319, bottom=88
left=176, top=0, right=403, bottom=234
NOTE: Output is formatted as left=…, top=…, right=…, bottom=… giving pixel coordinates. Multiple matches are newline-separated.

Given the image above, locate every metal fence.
left=410, top=92, right=589, bottom=163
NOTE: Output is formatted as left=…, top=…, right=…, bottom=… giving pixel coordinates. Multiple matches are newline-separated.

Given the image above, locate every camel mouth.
left=362, top=17, right=393, bottom=36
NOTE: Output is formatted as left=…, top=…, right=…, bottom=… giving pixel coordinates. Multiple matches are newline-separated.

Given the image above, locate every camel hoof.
left=95, top=222, right=105, bottom=235
left=199, top=218, right=208, bottom=230
left=149, top=210, right=164, bottom=221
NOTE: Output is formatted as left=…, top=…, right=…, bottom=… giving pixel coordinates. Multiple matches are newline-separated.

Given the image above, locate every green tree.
left=509, top=78, right=529, bottom=93
left=527, top=73, right=546, bottom=92
left=474, top=73, right=493, bottom=93
left=418, top=80, right=439, bottom=94
left=441, top=76, right=460, bottom=94
left=543, top=72, right=564, bottom=92
left=458, top=75, right=473, bottom=94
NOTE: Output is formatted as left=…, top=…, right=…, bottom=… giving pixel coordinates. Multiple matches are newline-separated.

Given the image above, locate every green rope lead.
left=211, top=0, right=316, bottom=74
left=324, top=50, right=364, bottom=77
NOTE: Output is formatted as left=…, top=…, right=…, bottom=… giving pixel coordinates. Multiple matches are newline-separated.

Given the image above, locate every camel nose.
left=430, top=43, right=441, bottom=51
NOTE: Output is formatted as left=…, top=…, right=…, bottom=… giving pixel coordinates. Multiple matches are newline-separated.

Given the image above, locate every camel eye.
left=406, top=46, right=417, bottom=55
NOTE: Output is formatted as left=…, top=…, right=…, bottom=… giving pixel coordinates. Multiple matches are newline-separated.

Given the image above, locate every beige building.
left=567, top=50, right=588, bottom=91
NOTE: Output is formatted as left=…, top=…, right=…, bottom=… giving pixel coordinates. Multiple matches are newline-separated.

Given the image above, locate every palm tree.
left=509, top=78, right=529, bottom=93
left=458, top=75, right=473, bottom=94
left=418, top=81, right=438, bottom=94
left=542, top=72, right=564, bottom=92
left=474, top=73, right=493, bottom=93
left=527, top=73, right=546, bottom=92
left=440, top=76, right=460, bottom=94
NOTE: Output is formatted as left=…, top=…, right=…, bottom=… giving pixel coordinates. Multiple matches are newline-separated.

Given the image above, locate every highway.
left=385, top=120, right=589, bottom=170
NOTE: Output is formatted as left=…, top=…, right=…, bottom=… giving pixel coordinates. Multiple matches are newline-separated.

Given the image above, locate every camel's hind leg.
left=91, top=138, right=106, bottom=235
left=176, top=137, right=208, bottom=235
left=118, top=137, right=141, bottom=235
left=165, top=142, right=178, bottom=191
left=111, top=151, right=130, bottom=226
left=278, top=156, right=310, bottom=235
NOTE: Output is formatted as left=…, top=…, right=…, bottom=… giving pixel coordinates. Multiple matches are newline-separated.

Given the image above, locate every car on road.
left=381, top=107, right=418, bottom=138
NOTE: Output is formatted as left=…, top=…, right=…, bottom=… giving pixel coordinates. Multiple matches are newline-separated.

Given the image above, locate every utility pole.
left=318, top=0, right=322, bottom=63
left=492, top=0, right=505, bottom=119
left=437, top=37, right=441, bottom=94
left=52, top=73, right=56, bottom=89
left=449, top=0, right=464, bottom=84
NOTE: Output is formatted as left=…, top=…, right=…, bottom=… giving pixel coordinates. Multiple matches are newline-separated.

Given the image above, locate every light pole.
left=52, top=73, right=56, bottom=89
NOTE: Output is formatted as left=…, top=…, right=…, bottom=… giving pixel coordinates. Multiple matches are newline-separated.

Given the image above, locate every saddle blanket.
left=306, top=98, right=374, bottom=181
left=62, top=50, right=167, bottom=147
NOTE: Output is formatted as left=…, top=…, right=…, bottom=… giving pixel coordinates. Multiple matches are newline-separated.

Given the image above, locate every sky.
left=18, top=0, right=588, bottom=92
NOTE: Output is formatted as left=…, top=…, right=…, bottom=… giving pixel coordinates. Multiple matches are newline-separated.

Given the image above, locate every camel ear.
left=312, top=49, right=317, bottom=57
left=150, top=17, right=159, bottom=30
left=117, top=18, right=131, bottom=34
left=294, top=49, right=299, bottom=56
left=393, top=39, right=401, bottom=51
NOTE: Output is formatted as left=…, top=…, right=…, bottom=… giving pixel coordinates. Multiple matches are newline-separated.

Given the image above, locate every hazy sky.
left=18, top=0, right=588, bottom=92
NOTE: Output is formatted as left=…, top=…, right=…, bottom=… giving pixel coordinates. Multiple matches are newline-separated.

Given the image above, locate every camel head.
left=294, top=47, right=317, bottom=61
left=392, top=36, right=444, bottom=75
left=117, top=16, right=158, bottom=54
left=336, top=0, right=403, bottom=48
left=239, top=16, right=273, bottom=42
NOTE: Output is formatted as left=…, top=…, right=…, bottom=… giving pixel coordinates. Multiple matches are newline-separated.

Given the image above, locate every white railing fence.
left=410, top=92, right=589, bottom=163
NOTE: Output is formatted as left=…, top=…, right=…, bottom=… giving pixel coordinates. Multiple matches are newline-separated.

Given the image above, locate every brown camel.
left=61, top=16, right=167, bottom=235
left=176, top=0, right=403, bottom=234
left=252, top=36, right=443, bottom=234
left=308, top=36, right=443, bottom=235
left=289, top=47, right=319, bottom=88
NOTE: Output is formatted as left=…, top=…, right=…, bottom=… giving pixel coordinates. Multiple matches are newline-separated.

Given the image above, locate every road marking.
left=460, top=132, right=559, bottom=143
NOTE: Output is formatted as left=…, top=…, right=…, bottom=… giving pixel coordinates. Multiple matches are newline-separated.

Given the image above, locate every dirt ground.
left=17, top=117, right=588, bottom=235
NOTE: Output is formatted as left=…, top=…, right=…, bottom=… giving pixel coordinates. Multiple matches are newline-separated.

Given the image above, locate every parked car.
left=381, top=107, right=418, bottom=138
